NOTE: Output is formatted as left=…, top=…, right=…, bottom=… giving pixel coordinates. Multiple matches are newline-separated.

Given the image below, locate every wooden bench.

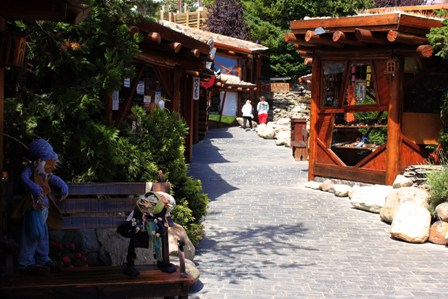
left=0, top=182, right=193, bottom=299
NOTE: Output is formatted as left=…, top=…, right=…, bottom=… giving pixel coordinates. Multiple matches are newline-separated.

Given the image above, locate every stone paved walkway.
left=187, top=126, right=448, bottom=299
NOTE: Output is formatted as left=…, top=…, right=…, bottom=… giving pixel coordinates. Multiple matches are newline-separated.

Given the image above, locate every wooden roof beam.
left=304, top=57, right=313, bottom=66
left=355, top=28, right=389, bottom=45
left=305, top=31, right=342, bottom=47
left=285, top=32, right=317, bottom=48
left=296, top=46, right=314, bottom=58
left=169, top=41, right=182, bottom=53
left=145, top=32, right=161, bottom=44
left=333, top=31, right=366, bottom=47
left=398, top=44, right=434, bottom=58
left=387, top=30, right=428, bottom=45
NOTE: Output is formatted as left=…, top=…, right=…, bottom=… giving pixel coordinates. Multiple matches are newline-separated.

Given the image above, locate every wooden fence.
left=160, top=9, right=208, bottom=30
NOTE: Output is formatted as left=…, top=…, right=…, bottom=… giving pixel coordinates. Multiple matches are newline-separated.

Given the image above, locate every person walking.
left=256, top=96, right=269, bottom=124
left=241, top=100, right=254, bottom=131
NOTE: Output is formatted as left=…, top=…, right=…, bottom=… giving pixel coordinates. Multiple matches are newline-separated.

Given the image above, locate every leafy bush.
left=120, top=107, right=209, bottom=244
left=427, top=166, right=448, bottom=218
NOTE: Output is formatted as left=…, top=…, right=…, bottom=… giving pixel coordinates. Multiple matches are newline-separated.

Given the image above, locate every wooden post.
left=103, top=93, right=112, bottom=123
left=218, top=90, right=227, bottom=127
left=386, top=58, right=403, bottom=185
left=256, top=54, right=262, bottom=98
left=184, top=76, right=194, bottom=163
left=308, top=56, right=320, bottom=181
left=117, top=64, right=145, bottom=127
left=0, top=15, right=5, bottom=260
left=173, top=67, right=181, bottom=113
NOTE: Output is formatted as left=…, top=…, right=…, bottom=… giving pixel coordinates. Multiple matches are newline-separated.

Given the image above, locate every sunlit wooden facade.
left=287, top=5, right=448, bottom=185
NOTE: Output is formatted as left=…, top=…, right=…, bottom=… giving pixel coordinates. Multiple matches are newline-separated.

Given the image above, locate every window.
left=322, top=61, right=345, bottom=107
left=344, top=63, right=376, bottom=106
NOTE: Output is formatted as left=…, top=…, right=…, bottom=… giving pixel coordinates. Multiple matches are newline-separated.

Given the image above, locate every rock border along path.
left=187, top=126, right=448, bottom=299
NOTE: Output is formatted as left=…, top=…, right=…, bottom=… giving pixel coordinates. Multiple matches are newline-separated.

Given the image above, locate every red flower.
left=62, top=256, right=71, bottom=264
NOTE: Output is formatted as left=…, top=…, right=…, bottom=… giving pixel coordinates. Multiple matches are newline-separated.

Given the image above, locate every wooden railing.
left=159, top=9, right=208, bottom=30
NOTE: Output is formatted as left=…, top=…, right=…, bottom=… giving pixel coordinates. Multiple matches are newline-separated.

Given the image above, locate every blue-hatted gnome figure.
left=117, top=191, right=178, bottom=277
left=15, top=139, right=68, bottom=273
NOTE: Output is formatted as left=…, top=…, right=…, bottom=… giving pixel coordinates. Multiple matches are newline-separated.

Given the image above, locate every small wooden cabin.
left=110, top=21, right=212, bottom=163
left=286, top=5, right=448, bottom=185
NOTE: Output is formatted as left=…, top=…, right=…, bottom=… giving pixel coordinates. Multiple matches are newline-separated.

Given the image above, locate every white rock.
left=392, top=175, right=414, bottom=188
left=304, top=181, right=321, bottom=190
left=349, top=185, right=393, bottom=213
left=390, top=202, right=431, bottom=243
left=334, top=184, right=352, bottom=197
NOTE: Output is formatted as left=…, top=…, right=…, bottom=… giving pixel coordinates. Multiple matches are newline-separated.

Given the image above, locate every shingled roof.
left=158, top=20, right=269, bottom=54
left=286, top=4, right=447, bottom=58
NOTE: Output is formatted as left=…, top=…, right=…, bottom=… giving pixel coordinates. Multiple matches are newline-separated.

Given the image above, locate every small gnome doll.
left=121, top=191, right=176, bottom=277
left=17, top=139, right=68, bottom=272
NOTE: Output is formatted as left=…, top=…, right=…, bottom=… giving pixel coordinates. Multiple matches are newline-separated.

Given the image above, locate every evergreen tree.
left=241, top=0, right=374, bottom=80
left=205, top=0, right=249, bottom=39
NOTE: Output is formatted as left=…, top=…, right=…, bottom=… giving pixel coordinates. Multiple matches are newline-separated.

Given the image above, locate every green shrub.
left=121, top=107, right=209, bottom=244
left=427, top=165, right=448, bottom=218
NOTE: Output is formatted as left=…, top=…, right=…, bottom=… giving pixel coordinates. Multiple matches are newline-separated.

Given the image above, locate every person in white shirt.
left=241, top=100, right=254, bottom=131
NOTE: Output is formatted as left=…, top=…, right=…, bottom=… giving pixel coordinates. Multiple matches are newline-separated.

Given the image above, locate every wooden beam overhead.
left=355, top=28, right=389, bottom=45
left=137, top=22, right=210, bottom=54
left=285, top=32, right=297, bottom=43
left=387, top=30, right=428, bottom=45
left=146, top=32, right=161, bottom=44
left=0, top=0, right=91, bottom=24
left=290, top=14, right=400, bottom=34
left=416, top=44, right=433, bottom=58
left=190, top=49, right=200, bottom=58
left=332, top=31, right=366, bottom=47
left=305, top=30, right=342, bottom=47
left=393, top=44, right=434, bottom=58
left=169, top=41, right=182, bottom=53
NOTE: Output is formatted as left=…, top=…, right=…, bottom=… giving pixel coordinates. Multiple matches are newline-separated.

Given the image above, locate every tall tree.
left=241, top=0, right=374, bottom=80
left=428, top=9, right=448, bottom=144
left=205, top=0, right=249, bottom=40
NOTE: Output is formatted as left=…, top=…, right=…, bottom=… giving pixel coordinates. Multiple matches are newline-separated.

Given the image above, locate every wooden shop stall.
left=286, top=5, right=448, bottom=185
left=110, top=21, right=213, bottom=162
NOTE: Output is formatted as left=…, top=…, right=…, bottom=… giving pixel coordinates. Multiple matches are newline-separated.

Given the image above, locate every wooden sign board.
left=270, top=82, right=290, bottom=93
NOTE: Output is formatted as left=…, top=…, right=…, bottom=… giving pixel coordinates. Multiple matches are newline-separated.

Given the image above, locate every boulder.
left=334, top=184, right=352, bottom=197
left=429, top=221, right=448, bottom=245
left=169, top=226, right=196, bottom=261
left=380, top=187, right=429, bottom=224
left=97, top=229, right=155, bottom=266
left=320, top=179, right=335, bottom=193
left=170, top=256, right=201, bottom=283
left=257, top=124, right=276, bottom=139
left=435, top=202, right=448, bottom=222
left=304, top=181, right=321, bottom=190
left=392, top=175, right=414, bottom=188
left=390, top=202, right=431, bottom=243
left=349, top=185, right=393, bottom=213
left=275, top=130, right=291, bottom=146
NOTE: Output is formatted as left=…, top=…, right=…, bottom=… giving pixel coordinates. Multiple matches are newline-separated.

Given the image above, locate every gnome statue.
left=117, top=191, right=178, bottom=277
left=17, top=138, right=68, bottom=273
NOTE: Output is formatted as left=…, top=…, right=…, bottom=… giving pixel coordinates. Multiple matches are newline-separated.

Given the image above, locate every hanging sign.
left=193, top=77, right=200, bottom=100
left=136, top=81, right=145, bottom=95
left=112, top=90, right=119, bottom=111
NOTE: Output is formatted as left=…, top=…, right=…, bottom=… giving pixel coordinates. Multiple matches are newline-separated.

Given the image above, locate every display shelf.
left=334, top=124, right=387, bottom=129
